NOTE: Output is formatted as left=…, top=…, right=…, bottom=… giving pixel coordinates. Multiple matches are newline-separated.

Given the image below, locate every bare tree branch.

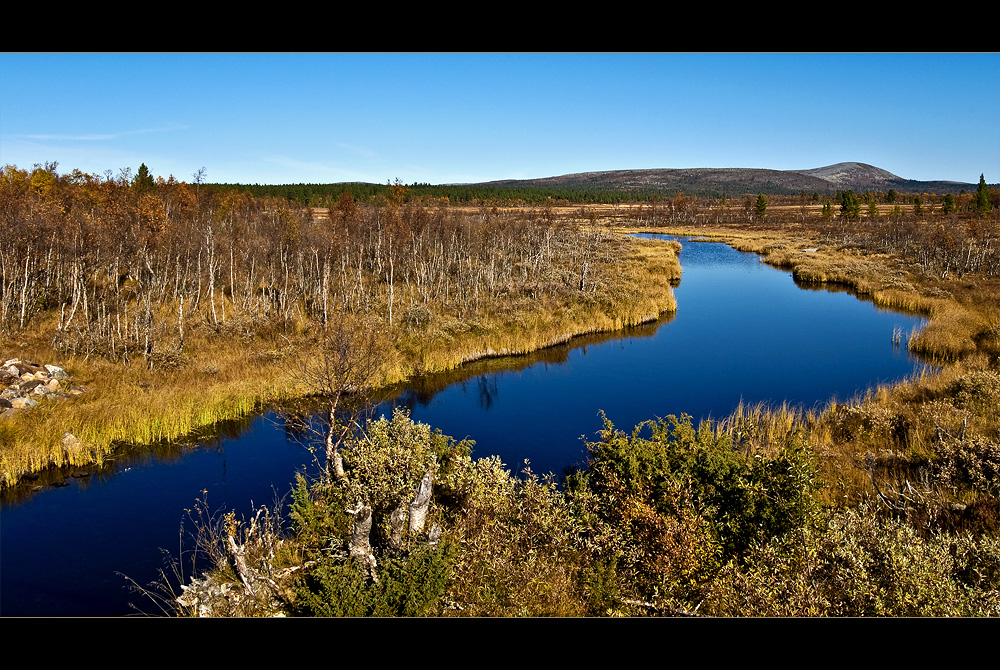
left=298, top=313, right=390, bottom=483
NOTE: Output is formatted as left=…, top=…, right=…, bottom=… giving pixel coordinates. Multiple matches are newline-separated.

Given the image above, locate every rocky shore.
left=1, top=357, right=86, bottom=418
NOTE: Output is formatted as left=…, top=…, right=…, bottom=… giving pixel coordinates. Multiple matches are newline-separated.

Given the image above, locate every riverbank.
left=0, top=233, right=679, bottom=489
left=9, top=221, right=997, bottom=617
left=633, top=225, right=998, bottom=363
left=203, top=225, right=997, bottom=617
left=179, top=235, right=1000, bottom=616
left=627, top=225, right=1000, bottom=517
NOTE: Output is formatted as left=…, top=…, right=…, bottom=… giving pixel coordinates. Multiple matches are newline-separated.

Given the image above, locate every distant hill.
left=473, top=162, right=976, bottom=196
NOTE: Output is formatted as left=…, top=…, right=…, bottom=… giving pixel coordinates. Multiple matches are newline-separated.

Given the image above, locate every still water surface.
left=1, top=237, right=928, bottom=616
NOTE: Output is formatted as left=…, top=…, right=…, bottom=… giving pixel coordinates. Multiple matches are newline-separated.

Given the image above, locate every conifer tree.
left=133, top=163, right=155, bottom=193
left=840, top=190, right=861, bottom=220
left=755, top=193, right=767, bottom=220
left=942, top=193, right=956, bottom=214
left=975, top=173, right=991, bottom=217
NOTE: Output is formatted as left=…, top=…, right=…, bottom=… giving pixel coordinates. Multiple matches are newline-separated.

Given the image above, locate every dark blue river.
left=385, top=236, right=928, bottom=475
left=0, top=237, right=928, bottom=616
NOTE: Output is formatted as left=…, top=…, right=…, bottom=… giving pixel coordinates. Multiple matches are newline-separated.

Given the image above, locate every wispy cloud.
left=258, top=155, right=377, bottom=183
left=18, top=126, right=189, bottom=142
left=335, top=143, right=377, bottom=160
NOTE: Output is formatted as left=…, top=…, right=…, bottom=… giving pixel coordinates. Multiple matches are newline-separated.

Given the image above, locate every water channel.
left=0, top=236, right=930, bottom=616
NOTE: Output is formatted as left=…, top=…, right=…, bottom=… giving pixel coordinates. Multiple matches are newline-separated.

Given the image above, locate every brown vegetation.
left=6, top=162, right=1000, bottom=616
left=0, top=165, right=679, bottom=487
left=631, top=206, right=999, bottom=524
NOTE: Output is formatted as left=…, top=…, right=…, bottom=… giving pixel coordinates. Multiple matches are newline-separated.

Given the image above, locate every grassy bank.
left=181, top=386, right=1000, bottom=617
left=127, top=221, right=1000, bottom=617
left=629, top=225, right=1000, bottom=517
left=634, top=225, right=999, bottom=362
left=0, top=233, right=679, bottom=489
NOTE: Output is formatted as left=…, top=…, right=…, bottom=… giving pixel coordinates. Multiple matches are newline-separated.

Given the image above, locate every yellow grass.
left=616, top=224, right=1000, bottom=508
left=0, top=235, right=680, bottom=488
left=6, top=216, right=997, bottom=516
left=0, top=331, right=304, bottom=485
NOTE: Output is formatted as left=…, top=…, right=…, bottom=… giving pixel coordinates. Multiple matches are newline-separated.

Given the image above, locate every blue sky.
left=2, top=53, right=998, bottom=186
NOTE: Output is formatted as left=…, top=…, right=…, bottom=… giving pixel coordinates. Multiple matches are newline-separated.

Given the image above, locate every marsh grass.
left=636, top=226, right=1000, bottom=519
left=0, top=329, right=304, bottom=486
left=710, top=401, right=811, bottom=459
left=804, top=352, right=1000, bottom=517
left=0, top=234, right=679, bottom=488
left=392, top=236, right=678, bottom=373
left=908, top=303, right=988, bottom=361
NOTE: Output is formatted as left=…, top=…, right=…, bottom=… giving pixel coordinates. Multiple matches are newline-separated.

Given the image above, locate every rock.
left=0, top=357, right=82, bottom=417
left=61, top=432, right=85, bottom=458
left=18, top=379, right=44, bottom=393
left=44, top=365, right=70, bottom=380
left=10, top=361, right=41, bottom=376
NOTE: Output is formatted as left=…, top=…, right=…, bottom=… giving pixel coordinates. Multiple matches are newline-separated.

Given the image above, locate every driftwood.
left=223, top=507, right=285, bottom=602
left=409, top=471, right=433, bottom=534
left=227, top=534, right=255, bottom=596
left=349, top=505, right=378, bottom=580
left=389, top=504, right=407, bottom=549
left=225, top=508, right=271, bottom=597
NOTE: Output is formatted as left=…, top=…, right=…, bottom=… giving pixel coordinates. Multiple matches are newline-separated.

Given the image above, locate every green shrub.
left=703, top=506, right=1000, bottom=616
left=586, top=413, right=818, bottom=566
left=291, top=541, right=455, bottom=616
left=575, top=412, right=818, bottom=612
left=342, top=408, right=471, bottom=545
left=286, top=410, right=469, bottom=616
left=948, top=370, right=1000, bottom=412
